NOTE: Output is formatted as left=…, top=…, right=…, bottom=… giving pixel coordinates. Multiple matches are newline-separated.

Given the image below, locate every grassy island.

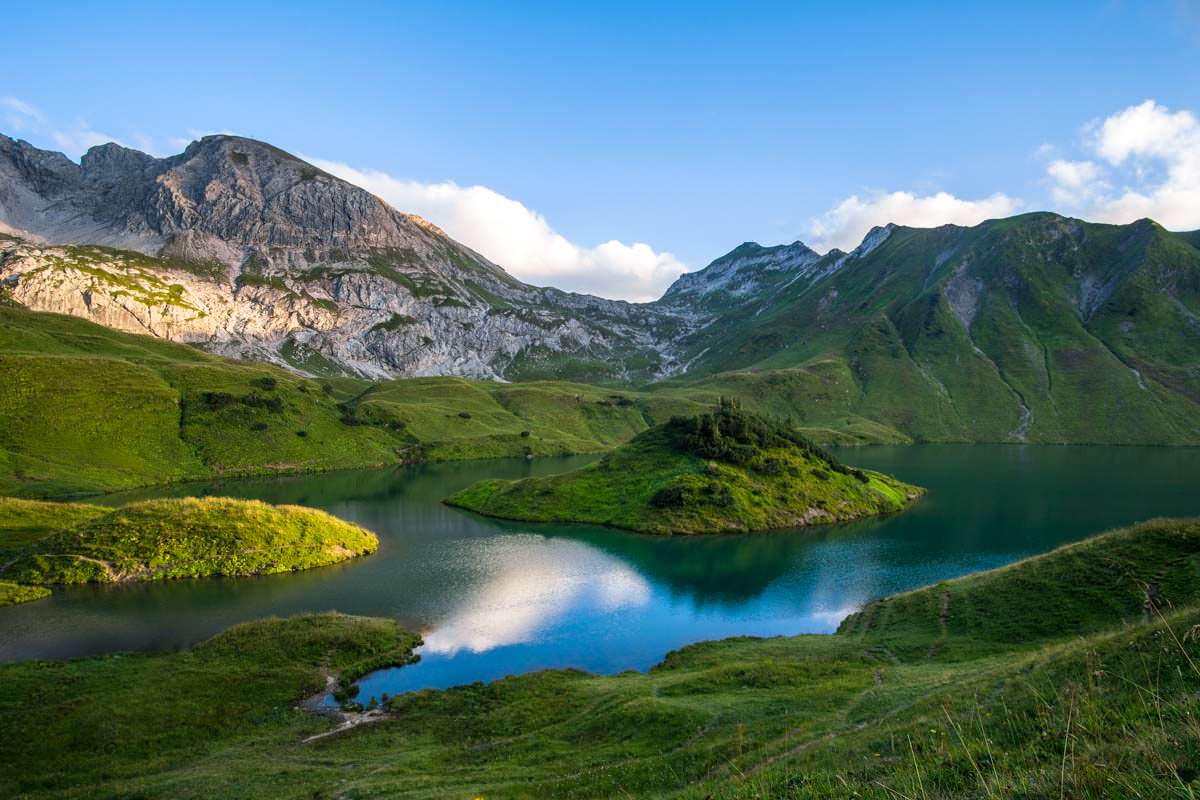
left=446, top=402, right=923, bottom=534
left=1, top=517, right=1198, bottom=798
left=0, top=496, right=378, bottom=590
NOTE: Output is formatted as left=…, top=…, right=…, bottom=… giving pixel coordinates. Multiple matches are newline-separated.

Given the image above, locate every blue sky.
left=4, top=1, right=1200, bottom=299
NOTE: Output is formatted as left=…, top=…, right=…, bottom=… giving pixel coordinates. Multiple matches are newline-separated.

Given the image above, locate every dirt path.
left=300, top=674, right=389, bottom=744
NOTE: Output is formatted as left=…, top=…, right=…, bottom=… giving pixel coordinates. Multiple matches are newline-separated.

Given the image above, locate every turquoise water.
left=2, top=445, right=1198, bottom=701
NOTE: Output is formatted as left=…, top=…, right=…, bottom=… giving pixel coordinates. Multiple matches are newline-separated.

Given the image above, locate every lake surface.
left=2, top=446, right=1199, bottom=700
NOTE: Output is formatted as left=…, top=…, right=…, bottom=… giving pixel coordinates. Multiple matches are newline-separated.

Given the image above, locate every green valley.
left=5, top=18, right=1200, bottom=800
left=0, top=302, right=905, bottom=499
left=3, top=211, right=1200, bottom=507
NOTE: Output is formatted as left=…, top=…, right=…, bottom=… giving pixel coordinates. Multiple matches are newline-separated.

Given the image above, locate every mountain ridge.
left=0, top=133, right=687, bottom=380
left=3, top=132, right=1200, bottom=445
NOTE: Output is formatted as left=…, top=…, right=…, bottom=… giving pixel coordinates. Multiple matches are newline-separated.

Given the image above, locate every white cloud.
left=1034, top=142, right=1058, bottom=160
left=1047, top=159, right=1101, bottom=188
left=49, top=124, right=124, bottom=158
left=807, top=190, right=1023, bottom=252
left=1046, top=99, right=1200, bottom=231
left=309, top=158, right=688, bottom=302
left=1, top=95, right=126, bottom=158
left=2, top=96, right=45, bottom=130
left=1046, top=159, right=1105, bottom=205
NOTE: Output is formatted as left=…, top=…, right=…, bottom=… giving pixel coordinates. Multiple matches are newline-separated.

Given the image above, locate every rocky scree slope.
left=0, top=134, right=684, bottom=380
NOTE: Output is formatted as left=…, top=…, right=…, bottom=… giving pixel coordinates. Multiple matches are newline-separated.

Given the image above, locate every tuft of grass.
left=369, top=313, right=418, bottom=332
left=0, top=580, right=50, bottom=606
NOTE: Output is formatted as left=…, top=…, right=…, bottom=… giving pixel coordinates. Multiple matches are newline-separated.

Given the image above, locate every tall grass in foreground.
left=701, top=601, right=1200, bottom=799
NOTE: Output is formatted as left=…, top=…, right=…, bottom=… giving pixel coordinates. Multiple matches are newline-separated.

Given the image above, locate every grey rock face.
left=658, top=240, right=822, bottom=316
left=0, top=133, right=689, bottom=380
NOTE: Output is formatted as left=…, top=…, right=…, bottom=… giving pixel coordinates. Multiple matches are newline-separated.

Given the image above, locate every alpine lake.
left=3, top=445, right=1198, bottom=706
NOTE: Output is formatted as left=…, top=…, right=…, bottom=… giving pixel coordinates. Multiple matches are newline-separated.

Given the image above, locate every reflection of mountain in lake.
left=479, top=517, right=880, bottom=606
left=99, top=455, right=596, bottom=511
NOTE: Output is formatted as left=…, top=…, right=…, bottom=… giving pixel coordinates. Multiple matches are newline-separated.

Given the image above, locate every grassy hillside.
left=0, top=496, right=377, bottom=587
left=0, top=614, right=421, bottom=796
left=838, top=515, right=1200, bottom=659
left=1, top=517, right=1197, bottom=798
left=448, top=404, right=921, bottom=534
left=675, top=214, right=1200, bottom=445
left=5, top=218, right=1200, bottom=502
left=0, top=303, right=908, bottom=498
left=0, top=305, right=660, bottom=496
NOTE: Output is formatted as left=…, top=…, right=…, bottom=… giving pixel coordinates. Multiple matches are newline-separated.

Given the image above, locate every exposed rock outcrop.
left=0, top=134, right=685, bottom=379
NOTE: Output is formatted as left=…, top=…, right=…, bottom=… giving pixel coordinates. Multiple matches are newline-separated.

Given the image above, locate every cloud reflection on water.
left=420, top=534, right=650, bottom=656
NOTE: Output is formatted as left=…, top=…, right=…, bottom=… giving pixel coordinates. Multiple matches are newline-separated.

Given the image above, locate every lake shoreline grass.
left=2, top=516, right=1197, bottom=798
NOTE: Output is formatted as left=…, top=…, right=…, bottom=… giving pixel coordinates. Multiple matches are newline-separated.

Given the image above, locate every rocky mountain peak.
left=0, top=131, right=691, bottom=381
left=657, top=238, right=821, bottom=311
left=0, top=133, right=489, bottom=274
left=80, top=142, right=159, bottom=179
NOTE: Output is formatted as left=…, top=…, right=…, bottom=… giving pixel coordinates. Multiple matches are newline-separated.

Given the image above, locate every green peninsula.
left=447, top=403, right=922, bottom=534
left=0, top=496, right=377, bottom=592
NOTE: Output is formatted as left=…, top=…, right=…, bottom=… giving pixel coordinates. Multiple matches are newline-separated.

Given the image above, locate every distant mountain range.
left=2, top=132, right=1199, bottom=444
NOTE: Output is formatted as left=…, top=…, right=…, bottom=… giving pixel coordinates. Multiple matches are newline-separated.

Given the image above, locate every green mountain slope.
left=448, top=404, right=921, bottom=534
left=2, top=517, right=1197, bottom=798
left=0, top=303, right=913, bottom=498
left=671, top=214, right=1200, bottom=444
left=0, top=304, right=717, bottom=497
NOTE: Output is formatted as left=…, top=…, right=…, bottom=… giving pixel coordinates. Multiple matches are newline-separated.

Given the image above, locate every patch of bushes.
left=649, top=481, right=733, bottom=509
left=198, top=390, right=283, bottom=414
left=667, top=399, right=850, bottom=474
left=240, top=392, right=284, bottom=413
left=754, top=457, right=784, bottom=475
left=200, top=391, right=236, bottom=408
